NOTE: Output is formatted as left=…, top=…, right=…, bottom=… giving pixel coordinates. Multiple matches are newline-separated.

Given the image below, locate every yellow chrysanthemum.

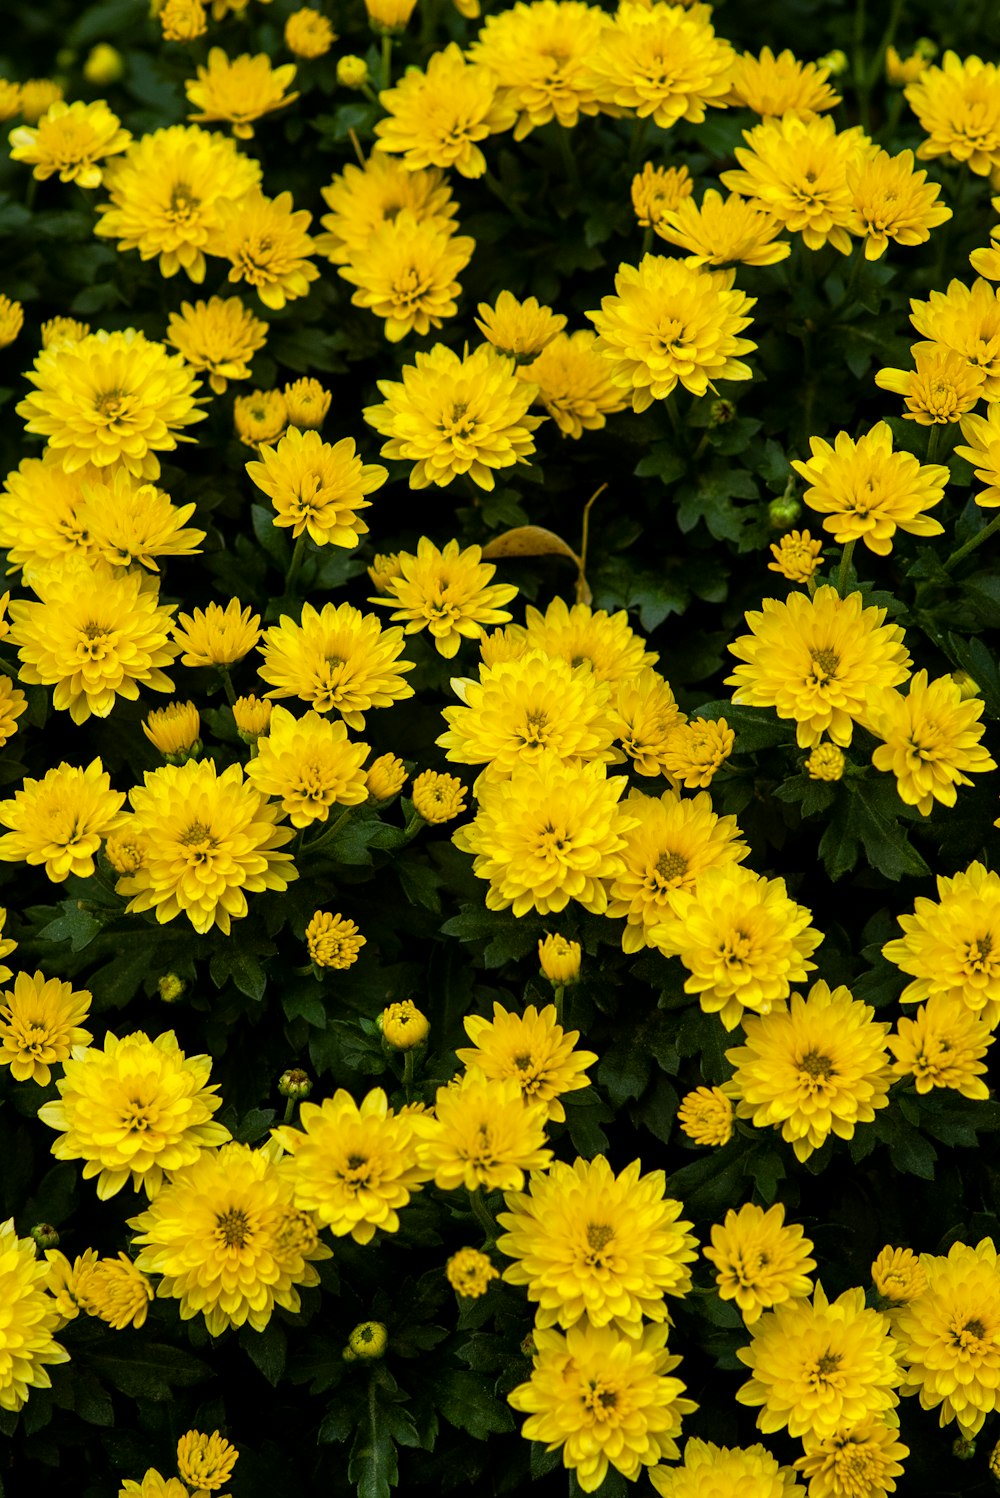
left=457, top=1002, right=596, bottom=1122
left=866, top=670, right=996, bottom=815
left=305, top=910, right=365, bottom=969
left=806, top=743, right=845, bottom=781
left=284, top=377, right=331, bottom=429
left=905, top=52, right=1000, bottom=176
left=143, top=700, right=201, bottom=759
left=0, top=80, right=21, bottom=121
left=0, top=759, right=126, bottom=881
left=468, top=1, right=608, bottom=140
left=795, top=1418, right=909, bottom=1498
left=583, top=2, right=733, bottom=128
left=631, top=162, right=694, bottom=230
left=886, top=44, right=933, bottom=87
left=161, top=0, right=208, bottom=39
left=955, top=400, right=1000, bottom=506
left=77, top=1254, right=153, bottom=1330
left=379, top=999, right=429, bottom=1050
left=339, top=212, right=474, bottom=343
left=273, top=1088, right=431, bottom=1244
left=419, top=1072, right=552, bottom=1192
left=315, top=153, right=457, bottom=268
left=876, top=343, right=986, bottom=424
left=185, top=48, right=298, bottom=138
left=446, top=1247, right=498, bottom=1299
left=365, top=0, right=417, bottom=33
left=370, top=537, right=517, bottom=660
left=872, top=1246, right=927, bottom=1304
left=129, top=1142, right=331, bottom=1336
left=479, top=623, right=528, bottom=667
left=19, top=80, right=63, bottom=125
left=81, top=468, right=205, bottom=572
left=908, top=278, right=1000, bottom=399
left=0, top=455, right=95, bottom=572
left=8, top=99, right=130, bottom=188
left=475, top=291, right=567, bottom=364
left=0, top=295, right=22, bottom=349
left=726, top=981, right=893, bottom=1163
left=40, top=317, right=90, bottom=350
left=883, top=861, right=1000, bottom=1027
left=0, top=908, right=15, bottom=986
left=176, top=1430, right=238, bottom=1493
left=216, top=189, right=320, bottom=311
left=285, top=8, right=336, bottom=56
left=244, top=705, right=369, bottom=827
left=660, top=716, right=734, bottom=788
left=45, top=1248, right=99, bottom=1326
left=657, top=189, right=790, bottom=267
left=519, top=329, right=629, bottom=438
left=538, top=933, right=581, bottom=985
left=258, top=601, right=414, bottom=729
left=847, top=148, right=951, bottom=260
left=649, top=1436, right=804, bottom=1497
left=173, top=598, right=261, bottom=667
left=374, top=43, right=517, bottom=179
left=0, top=1218, right=69, bottom=1411
left=0, top=676, right=27, bottom=749
left=522, top=596, right=657, bottom=684
left=246, top=426, right=385, bottom=548
left=233, top=694, right=272, bottom=743
left=365, top=753, right=407, bottom=801
left=411, top=769, right=466, bottom=824
left=726, top=45, right=840, bottom=118
left=676, top=1086, right=734, bottom=1147
left=166, top=297, right=268, bottom=396
left=769, top=529, right=824, bottom=583
left=704, top=1203, right=815, bottom=1326
left=119, top=1471, right=188, bottom=1498
left=38, top=1030, right=230, bottom=1199
left=610, top=667, right=686, bottom=777
left=888, top=994, right=992, bottom=1100
left=0, top=971, right=92, bottom=1086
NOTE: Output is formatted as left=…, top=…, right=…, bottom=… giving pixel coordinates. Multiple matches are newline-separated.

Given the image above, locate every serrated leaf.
left=241, top=1319, right=286, bottom=1386
left=437, top=1370, right=514, bottom=1440
left=86, top=1343, right=210, bottom=1401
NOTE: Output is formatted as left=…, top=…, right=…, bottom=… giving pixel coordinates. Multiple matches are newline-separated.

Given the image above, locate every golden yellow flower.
left=905, top=51, right=1000, bottom=175
left=316, top=152, right=456, bottom=268
left=44, top=1248, right=98, bottom=1326
left=120, top=1470, right=190, bottom=1498
left=0, top=294, right=23, bottom=348
left=284, top=377, right=331, bottom=429
left=411, top=770, right=466, bottom=824
left=704, top=1203, right=816, bottom=1325
left=650, top=1437, right=804, bottom=1498
left=522, top=596, right=657, bottom=683
left=847, top=147, right=951, bottom=260
left=795, top=1419, right=908, bottom=1497
left=866, top=670, right=996, bottom=815
left=908, top=278, right=1000, bottom=399
left=583, top=2, right=734, bottom=128
left=419, top=1072, right=551, bottom=1192
left=519, top=329, right=629, bottom=438
left=468, top=0, right=608, bottom=140
left=538, top=933, right=581, bottom=985
left=475, top=290, right=567, bottom=362
left=806, top=743, right=845, bottom=781
left=365, top=0, right=416, bottom=32
left=0, top=1218, right=69, bottom=1411
left=676, top=1086, right=733, bottom=1147
left=259, top=601, right=414, bottom=729
left=446, top=1247, right=498, bottom=1298
left=883, top=861, right=1000, bottom=1027
left=631, top=162, right=694, bottom=229
left=0, top=454, right=96, bottom=573
left=185, top=48, right=298, bottom=138
left=457, top=1001, right=595, bottom=1122
left=875, top=344, right=985, bottom=424
left=160, top=0, right=208, bottom=40
left=305, top=910, right=365, bottom=969
left=0, top=676, right=27, bottom=750
left=955, top=400, right=1000, bottom=505
left=285, top=8, right=336, bottom=56
left=657, top=189, right=791, bottom=268
left=374, top=43, right=517, bottom=179
left=78, top=1254, right=153, bottom=1330
left=142, top=701, right=201, bottom=760
left=19, top=80, right=64, bottom=125
left=9, top=99, right=130, bottom=188
left=176, top=1430, right=238, bottom=1493
left=371, top=537, right=517, bottom=659
left=173, top=598, right=261, bottom=667
left=246, top=426, right=384, bottom=547
left=610, top=667, right=686, bottom=777
left=245, top=705, right=369, bottom=827
left=0, top=80, right=21, bottom=121
left=0, top=758, right=125, bottom=882
left=339, top=211, right=474, bottom=344
left=365, top=752, right=407, bottom=801
left=479, top=623, right=528, bottom=667
left=103, top=829, right=147, bottom=876
left=233, top=694, right=272, bottom=742
left=769, top=528, right=823, bottom=583
left=166, top=297, right=268, bottom=396
left=660, top=716, right=734, bottom=788
left=886, top=43, right=932, bottom=87
left=872, top=1246, right=927, bottom=1304
left=726, top=45, right=840, bottom=118
left=0, top=971, right=92, bottom=1086
left=40, top=316, right=90, bottom=350
left=217, top=189, right=320, bottom=311
left=379, top=1000, right=429, bottom=1050
left=0, top=907, right=16, bottom=986
left=888, top=994, right=992, bottom=1099
left=81, top=468, right=205, bottom=572
left=234, top=388, right=288, bottom=447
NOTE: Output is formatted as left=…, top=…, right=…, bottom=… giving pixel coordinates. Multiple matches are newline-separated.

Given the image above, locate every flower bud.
left=914, top=37, right=938, bottom=60
left=278, top=1068, right=313, bottom=1101
left=538, top=933, right=581, bottom=986
left=816, top=48, right=848, bottom=76
left=364, top=0, right=417, bottom=33
left=365, top=753, right=408, bottom=802
left=337, top=55, right=370, bottom=89
left=446, top=1247, right=499, bottom=1299
left=805, top=744, right=845, bottom=782
left=143, top=701, right=201, bottom=763
left=284, top=377, right=332, bottom=430
left=347, top=1321, right=387, bottom=1359
left=31, top=1223, right=60, bottom=1251
left=55, top=50, right=76, bottom=72
left=708, top=398, right=735, bottom=427
left=158, top=973, right=186, bottom=1004
left=768, top=495, right=802, bottom=529
left=953, top=1437, right=976, bottom=1461
left=233, top=694, right=272, bottom=744
left=950, top=670, right=981, bottom=701
left=83, top=44, right=125, bottom=85
left=411, top=770, right=466, bottom=825
left=378, top=1000, right=429, bottom=1051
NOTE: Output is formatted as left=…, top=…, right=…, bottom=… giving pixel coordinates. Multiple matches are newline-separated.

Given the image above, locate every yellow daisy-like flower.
left=847, top=147, right=951, bottom=260
left=19, top=80, right=64, bottom=125
left=284, top=377, right=331, bottom=429
left=0, top=908, right=16, bottom=986
left=246, top=426, right=385, bottom=548
left=45, top=1248, right=99, bottom=1326
left=475, top=291, right=567, bottom=363
left=736, top=1282, right=901, bottom=1439
left=370, top=537, right=517, bottom=660
left=610, top=667, right=686, bottom=777
left=726, top=45, right=840, bottom=119
left=795, top=1417, right=908, bottom=1498
left=0, top=759, right=126, bottom=882
left=955, top=400, right=1000, bottom=506
left=143, top=700, right=201, bottom=759
left=0, top=454, right=97, bottom=573
left=339, top=212, right=474, bottom=344
left=704, top=1203, right=816, bottom=1326
left=0, top=676, right=27, bottom=750
left=161, top=0, right=208, bottom=39
left=608, top=787, right=748, bottom=955
left=0, top=1218, right=69, bottom=1411
left=806, top=743, right=846, bottom=781
left=185, top=49, right=298, bottom=139
left=120, top=1471, right=188, bottom=1498
left=374, top=43, right=517, bottom=179
left=908, top=278, right=1000, bottom=399
left=538, top=933, right=581, bottom=985
left=587, top=253, right=756, bottom=411
left=726, top=585, right=912, bottom=749
left=509, top=1320, right=696, bottom=1492
left=905, top=51, right=1000, bottom=176
left=498, top=1155, right=696, bottom=1333
left=892, top=1238, right=1000, bottom=1437
left=446, top=1247, right=499, bottom=1299
left=0, top=971, right=92, bottom=1087
left=365, top=752, right=407, bottom=801
left=233, top=694, right=272, bottom=743
left=77, top=1254, right=153, bottom=1330
left=888, top=994, right=992, bottom=1100
left=364, top=341, right=543, bottom=491
left=522, top=596, right=657, bottom=684
left=660, top=716, right=734, bottom=788
left=316, top=153, right=457, bottom=268
left=519, top=329, right=629, bottom=439
left=453, top=750, right=637, bottom=917
left=726, top=981, right=893, bottom=1163
left=875, top=344, right=985, bottom=425
left=420, top=1072, right=552, bottom=1193
left=216, top=189, right=320, bottom=312
left=0, top=81, right=21, bottom=121
left=468, top=0, right=608, bottom=141
left=631, top=162, right=694, bottom=230
left=0, top=295, right=23, bottom=348
left=650, top=1437, right=804, bottom=1498
left=365, top=0, right=417, bottom=33
left=456, top=1002, right=596, bottom=1122
left=129, top=1141, right=331, bottom=1336
left=8, top=99, right=130, bottom=188
left=886, top=44, right=933, bottom=88
left=38, top=1030, right=230, bottom=1199
left=411, top=769, right=466, bottom=824
left=584, top=1, right=733, bottom=128
left=656, top=189, right=791, bottom=268
left=96, top=125, right=262, bottom=284
left=173, top=598, right=261, bottom=667
left=166, top=297, right=268, bottom=397
left=16, top=327, right=205, bottom=480
left=769, top=529, right=824, bottom=583
left=285, top=8, right=336, bottom=57
left=244, top=705, right=369, bottom=827
left=273, top=1088, right=431, bottom=1244
left=40, top=317, right=90, bottom=350
left=883, top=861, right=1000, bottom=1028
left=480, top=624, right=528, bottom=667
left=379, top=999, right=429, bottom=1050
left=866, top=670, right=996, bottom=815
left=177, top=1430, right=238, bottom=1493
left=305, top=910, right=366, bottom=969
left=872, top=1246, right=927, bottom=1304
left=234, top=389, right=288, bottom=447
left=676, top=1086, right=734, bottom=1147
left=81, top=468, right=205, bottom=572
left=259, top=601, right=414, bottom=729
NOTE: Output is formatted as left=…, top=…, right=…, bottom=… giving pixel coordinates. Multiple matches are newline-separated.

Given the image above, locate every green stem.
left=282, top=1096, right=297, bottom=1126
left=300, top=804, right=355, bottom=856
left=626, top=114, right=649, bottom=172
left=402, top=1047, right=417, bottom=1101
left=360, top=82, right=381, bottom=107
left=836, top=538, right=857, bottom=596
left=641, top=226, right=654, bottom=257
left=217, top=665, right=237, bottom=706
left=865, top=0, right=906, bottom=92
left=468, top=1188, right=497, bottom=1243
left=555, top=124, right=578, bottom=189
left=942, top=512, right=1000, bottom=574
left=924, top=423, right=946, bottom=466
left=553, top=984, right=565, bottom=1027
left=380, top=33, right=393, bottom=90
left=284, top=533, right=307, bottom=596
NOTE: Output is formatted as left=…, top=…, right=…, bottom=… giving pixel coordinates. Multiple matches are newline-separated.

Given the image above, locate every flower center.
left=96, top=388, right=128, bottom=421
left=813, top=1350, right=843, bottom=1382
left=180, top=820, right=219, bottom=861
left=120, top=1096, right=156, bottom=1133
left=799, top=1049, right=836, bottom=1081
left=655, top=849, right=688, bottom=884
left=519, top=708, right=549, bottom=747
left=966, top=934, right=995, bottom=972
left=340, top=1152, right=373, bottom=1189
left=216, top=1207, right=252, bottom=1249
left=809, top=646, right=840, bottom=685
left=581, top=1379, right=619, bottom=1420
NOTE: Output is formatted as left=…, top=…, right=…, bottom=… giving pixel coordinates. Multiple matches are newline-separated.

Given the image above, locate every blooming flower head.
left=726, top=45, right=840, bottom=118
left=887, top=42, right=934, bottom=87
left=284, top=377, right=331, bottom=429
left=143, top=701, right=201, bottom=760
left=419, top=1072, right=551, bottom=1192
left=273, top=1087, right=431, bottom=1243
left=19, top=80, right=63, bottom=125
left=769, top=529, right=824, bottom=583
left=538, top=933, right=580, bottom=986
left=216, top=190, right=319, bottom=311
left=660, top=716, right=735, bottom=788
left=316, top=152, right=456, bottom=268
left=0, top=676, right=27, bottom=750
left=371, top=537, right=518, bottom=660
left=246, top=427, right=385, bottom=547
left=587, top=254, right=756, bottom=411
left=364, top=341, right=543, bottom=491
left=161, top=0, right=208, bottom=39
left=457, top=1002, right=596, bottom=1122
left=339, top=211, right=474, bottom=343
left=806, top=743, right=846, bottom=781
left=365, top=0, right=417, bottom=33
left=631, top=162, right=694, bottom=229
left=173, top=598, right=261, bottom=667
left=41, top=317, right=90, bottom=350
left=584, top=1, right=734, bottom=128
left=905, top=51, right=1000, bottom=176
left=475, top=291, right=567, bottom=363
left=657, top=189, right=791, bottom=268
left=44, top=1247, right=99, bottom=1326
left=0, top=972, right=92, bottom=1086
left=9, top=99, right=130, bottom=188
left=176, top=1430, right=238, bottom=1493
left=795, top=1417, right=908, bottom=1498
left=520, top=329, right=629, bottom=438
left=676, top=1086, right=734, bottom=1147
left=522, top=596, right=657, bottom=683
left=872, top=1246, right=927, bottom=1304
left=875, top=344, right=985, bottom=425
left=234, top=389, right=288, bottom=447
left=374, top=43, right=517, bottom=179
left=0, top=908, right=15, bottom=985
left=38, top=1030, right=230, bottom=1198
left=259, top=601, right=414, bottom=729
left=380, top=999, right=429, bottom=1050
left=847, top=147, right=951, bottom=260
left=446, top=1247, right=498, bottom=1299
left=0, top=759, right=126, bottom=881
left=185, top=49, right=298, bottom=138
left=411, top=770, right=466, bottom=824
left=727, top=585, right=912, bottom=749
left=0, top=1218, right=69, bottom=1411
left=129, top=1141, right=331, bottom=1335
left=0, top=295, right=22, bottom=350
left=649, top=1437, right=804, bottom=1498
left=955, top=400, right=1000, bottom=506
left=285, top=8, right=336, bottom=56
left=77, top=1254, right=153, bottom=1330
left=866, top=670, right=996, bottom=815
left=704, top=1203, right=816, bottom=1325
left=509, top=1320, right=696, bottom=1492
left=120, top=1471, right=188, bottom=1498
left=889, top=995, right=993, bottom=1099
left=365, top=752, right=407, bottom=801
left=726, top=981, right=893, bottom=1163
left=468, top=1, right=608, bottom=140
left=0, top=80, right=20, bottom=121
left=81, top=468, right=205, bottom=573
left=883, top=861, right=1000, bottom=1027
left=480, top=624, right=529, bottom=667
left=909, top=278, right=1000, bottom=399
left=166, top=297, right=268, bottom=396
left=609, top=668, right=685, bottom=778
left=305, top=910, right=365, bottom=969
left=245, top=705, right=369, bottom=827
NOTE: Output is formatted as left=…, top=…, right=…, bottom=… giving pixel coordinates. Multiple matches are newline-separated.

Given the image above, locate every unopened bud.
left=378, top=1000, right=429, bottom=1051
left=953, top=1436, right=976, bottom=1461
left=278, top=1068, right=313, bottom=1101
left=950, top=669, right=981, bottom=701
left=768, top=496, right=802, bottom=529
left=538, top=933, right=581, bottom=986
left=31, top=1223, right=60, bottom=1250
left=158, top=973, right=186, bottom=1004
left=337, top=55, right=370, bottom=89
left=816, top=48, right=848, bottom=76
left=708, top=398, right=735, bottom=427
left=347, top=1321, right=387, bottom=1359
left=83, top=44, right=125, bottom=85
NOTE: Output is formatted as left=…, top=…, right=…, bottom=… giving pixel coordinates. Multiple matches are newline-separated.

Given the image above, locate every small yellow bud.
left=337, top=55, right=370, bottom=89
left=411, top=770, right=466, bottom=825
left=143, top=701, right=202, bottom=763
left=989, top=1436, right=1000, bottom=1479
left=446, top=1247, right=499, bottom=1299
left=278, top=1068, right=313, bottom=1100
left=285, top=8, right=337, bottom=59
left=364, top=0, right=417, bottom=33
left=805, top=743, right=845, bottom=782
left=104, top=831, right=146, bottom=876
left=379, top=1000, right=429, bottom=1051
left=284, top=377, right=332, bottom=429
left=83, top=44, right=125, bottom=85
left=950, top=670, right=981, bottom=701
left=914, top=37, right=938, bottom=61
left=365, top=753, right=408, bottom=802
left=347, top=1321, right=387, bottom=1359
left=158, top=973, right=186, bottom=1004
left=815, top=48, right=848, bottom=76
left=538, top=933, right=581, bottom=986
left=233, top=694, right=272, bottom=743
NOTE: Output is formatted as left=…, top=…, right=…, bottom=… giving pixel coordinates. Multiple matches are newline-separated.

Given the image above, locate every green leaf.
left=634, top=443, right=687, bottom=485
left=437, top=1370, right=514, bottom=1440
left=251, top=504, right=291, bottom=571
left=36, top=903, right=103, bottom=953
left=241, top=1319, right=286, bottom=1386
left=86, top=1343, right=210, bottom=1401
left=235, top=1107, right=276, bottom=1145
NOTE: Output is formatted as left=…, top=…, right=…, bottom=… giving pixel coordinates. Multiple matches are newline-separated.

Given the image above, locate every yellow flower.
left=365, top=0, right=416, bottom=32
left=217, top=189, right=319, bottom=311
left=446, top=1247, right=498, bottom=1298
left=166, top=297, right=268, bottom=396
left=338, top=54, right=371, bottom=89
left=806, top=743, right=845, bottom=781
left=339, top=211, right=474, bottom=343
left=631, top=162, right=694, bottom=229
left=886, top=44, right=931, bottom=87
left=78, top=1254, right=153, bottom=1330
left=120, top=1471, right=189, bottom=1498
left=81, top=468, right=205, bottom=572
left=0, top=907, right=16, bottom=986
left=0, top=1218, right=68, bottom=1411
left=657, top=189, right=791, bottom=268
left=104, top=829, right=147, bottom=876
left=176, top=1430, right=238, bottom=1493
left=129, top=1141, right=331, bottom=1335
left=676, top=1086, right=733, bottom=1147
left=522, top=596, right=657, bottom=683
left=888, top=994, right=993, bottom=1099
left=610, top=668, right=686, bottom=777
left=16, top=328, right=205, bottom=480
left=0, top=454, right=97, bottom=572
left=411, top=770, right=466, bottom=824
left=185, top=48, right=298, bottom=138
left=45, top=1247, right=99, bottom=1325
left=38, top=1030, right=229, bottom=1199
left=420, top=1073, right=552, bottom=1192
left=883, top=861, right=1000, bottom=1027
left=285, top=8, right=336, bottom=56
left=660, top=716, right=734, bottom=788
left=244, top=705, right=369, bottom=827
left=374, top=43, right=516, bottom=179
left=364, top=341, right=543, bottom=491
left=457, top=1001, right=596, bottom=1122
left=726, top=585, right=912, bottom=749
left=234, top=388, right=288, bottom=447
left=866, top=670, right=996, bottom=815
left=0, top=971, right=91, bottom=1087
left=847, top=147, right=951, bottom=260
left=498, top=1154, right=696, bottom=1332
left=96, top=125, right=261, bottom=284
left=0, top=294, right=23, bottom=348
left=160, top=0, right=208, bottom=40
left=40, top=316, right=90, bottom=350
left=0, top=759, right=125, bottom=881
left=246, top=426, right=384, bottom=548
left=583, top=2, right=734, bottom=128
left=173, top=598, right=261, bottom=667
left=538, top=933, right=581, bottom=985
left=905, top=51, right=1000, bottom=176
left=480, top=624, right=528, bottom=667
left=305, top=910, right=365, bottom=969
left=796, top=1417, right=908, bottom=1498
left=9, top=99, right=130, bottom=188
left=468, top=0, right=608, bottom=140
left=649, top=1437, right=804, bottom=1497
left=0, top=676, right=27, bottom=750
left=19, top=80, right=63, bottom=125
left=726, top=981, right=893, bottom=1163
left=872, top=1246, right=927, bottom=1304
left=316, top=152, right=456, bottom=268
left=379, top=1000, right=429, bottom=1050
left=475, top=290, right=567, bottom=362
left=284, top=377, right=331, bottom=429
left=509, top=1320, right=696, bottom=1492
left=142, top=702, right=201, bottom=762
left=909, top=277, right=1000, bottom=399
left=371, top=536, right=518, bottom=660
left=259, top=601, right=414, bottom=729
left=875, top=343, right=985, bottom=424
left=365, top=752, right=407, bottom=801
left=233, top=694, right=272, bottom=743
left=453, top=751, right=637, bottom=917
left=0, top=81, right=21, bottom=121
left=769, top=528, right=824, bottom=583
left=726, top=45, right=840, bottom=118
left=704, top=1203, right=816, bottom=1325
left=955, top=400, right=1000, bottom=506
left=274, top=1088, right=431, bottom=1243
left=519, top=329, right=629, bottom=438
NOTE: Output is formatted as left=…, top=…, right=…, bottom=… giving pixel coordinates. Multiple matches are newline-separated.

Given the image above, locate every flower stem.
left=468, top=1188, right=497, bottom=1243
left=299, top=805, right=354, bottom=855
left=380, top=33, right=393, bottom=90
left=836, top=538, right=857, bottom=596
left=553, top=983, right=565, bottom=1027
left=284, top=533, right=307, bottom=596
left=555, top=124, right=578, bottom=189
left=217, top=666, right=237, bottom=706
left=924, top=423, right=946, bottom=466
left=402, top=1047, right=417, bottom=1101
left=641, top=226, right=654, bottom=256
left=942, top=512, right=1000, bottom=574
left=282, top=1096, right=297, bottom=1125
left=626, top=114, right=649, bottom=172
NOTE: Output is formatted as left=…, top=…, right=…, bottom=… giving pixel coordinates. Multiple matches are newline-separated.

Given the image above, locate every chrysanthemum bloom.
left=480, top=624, right=529, bottom=667
left=866, top=670, right=996, bottom=815
left=650, top=1437, right=804, bottom=1497
left=795, top=1417, right=908, bottom=1498
left=892, top=1238, right=1000, bottom=1436
left=0, top=759, right=125, bottom=881
left=286, top=8, right=336, bottom=56
left=660, top=716, right=735, bottom=788
left=315, top=153, right=457, bottom=268
left=608, top=788, right=748, bottom=955
left=130, top=1141, right=331, bottom=1335
left=420, top=1072, right=552, bottom=1192
left=305, top=910, right=365, bottom=969
left=233, top=695, right=272, bottom=744
left=737, top=1283, right=901, bottom=1439
left=657, top=190, right=790, bottom=268
left=587, top=254, right=756, bottom=411
left=103, top=828, right=147, bottom=876
left=119, top=759, right=296, bottom=935
left=769, top=529, right=823, bottom=583
left=411, top=770, right=466, bottom=824
left=173, top=598, right=261, bottom=667
left=365, top=753, right=407, bottom=801
left=905, top=52, right=1000, bottom=175
left=44, top=1248, right=99, bottom=1326
left=498, top=1155, right=696, bottom=1332
left=0, top=80, right=20, bottom=120
left=0, top=909, right=16, bottom=986
left=77, top=1254, right=153, bottom=1330
left=176, top=1430, right=238, bottom=1492
left=339, top=212, right=474, bottom=344
left=0, top=295, right=23, bottom=348
left=284, top=377, right=331, bottom=429
left=457, top=1002, right=596, bottom=1122
left=19, top=80, right=63, bottom=124
left=886, top=42, right=934, bottom=87
left=446, top=1247, right=498, bottom=1298
left=370, top=537, right=518, bottom=661
left=234, top=388, right=288, bottom=447
left=16, top=328, right=206, bottom=480
left=38, top=1030, right=230, bottom=1199
left=872, top=1246, right=927, bottom=1304
left=379, top=1000, right=429, bottom=1050
left=246, top=427, right=384, bottom=549
left=9, top=99, right=131, bottom=188
left=955, top=400, right=1000, bottom=505
left=244, top=706, right=369, bottom=827
left=374, top=43, right=517, bottom=179
left=523, top=597, right=657, bottom=683
left=610, top=669, right=686, bottom=777
left=676, top=1086, right=734, bottom=1146
left=0, top=454, right=99, bottom=572
left=520, top=329, right=629, bottom=439
left=631, top=162, right=694, bottom=229
left=727, top=585, right=912, bottom=749
left=883, top=862, right=1000, bottom=1027
left=806, top=743, right=845, bottom=781
left=82, top=468, right=205, bottom=573
left=161, top=0, right=208, bottom=40
left=509, top=1319, right=696, bottom=1491
left=364, top=341, right=543, bottom=491
left=721, top=115, right=871, bottom=255
left=0, top=1218, right=69, bottom=1410
left=453, top=751, right=637, bottom=916
left=143, top=701, right=201, bottom=761
left=847, top=148, right=951, bottom=260
left=95, top=125, right=261, bottom=284
left=584, top=1, right=733, bottom=127
left=704, top=1203, right=816, bottom=1326
left=888, top=994, right=993, bottom=1099
left=725, top=45, right=840, bottom=118
left=185, top=49, right=298, bottom=138
left=0, top=972, right=92, bottom=1086
left=538, top=932, right=581, bottom=985
left=120, top=1471, right=188, bottom=1498
left=726, top=981, right=893, bottom=1162
left=365, top=0, right=417, bottom=32
left=475, top=292, right=567, bottom=365
left=274, top=1088, right=430, bottom=1243
left=9, top=566, right=178, bottom=724
left=40, top=316, right=90, bottom=350
left=216, top=190, right=320, bottom=312
left=0, top=677, right=26, bottom=750
left=468, top=0, right=608, bottom=140
left=166, top=298, right=268, bottom=397
left=875, top=344, right=985, bottom=424
left=259, top=601, right=414, bottom=729
left=909, top=278, right=1000, bottom=399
